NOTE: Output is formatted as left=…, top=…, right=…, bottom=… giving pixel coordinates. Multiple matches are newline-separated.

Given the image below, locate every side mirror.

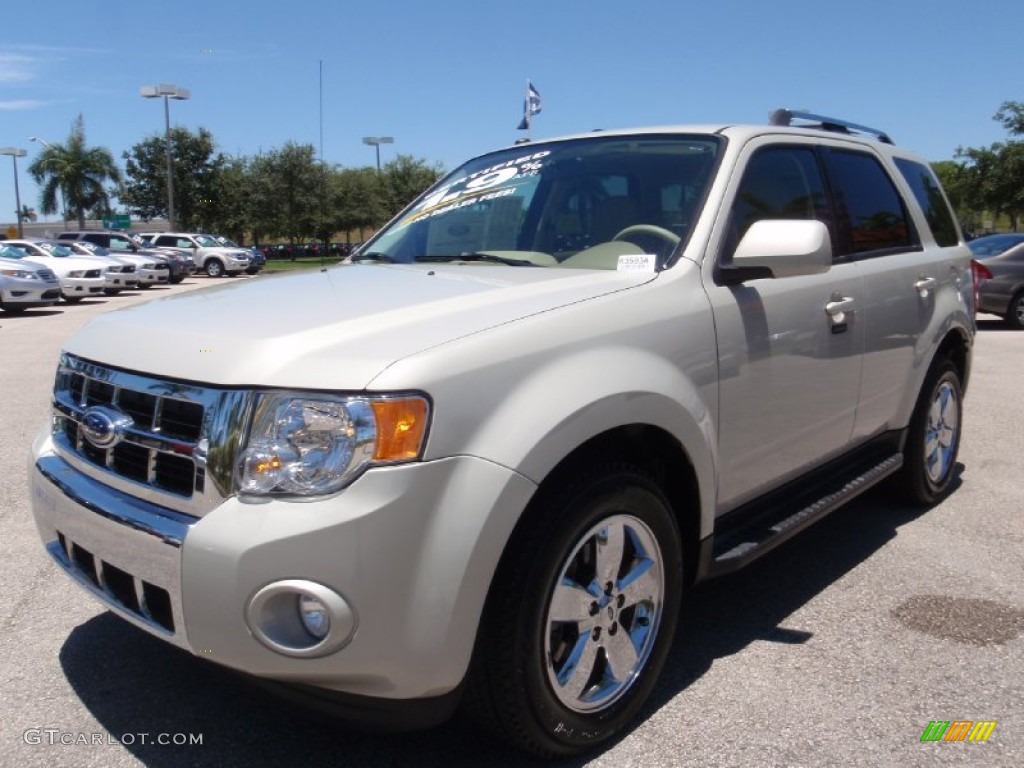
left=726, top=220, right=832, bottom=282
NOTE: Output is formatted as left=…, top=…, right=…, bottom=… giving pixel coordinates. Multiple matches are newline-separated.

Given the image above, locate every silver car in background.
left=0, top=246, right=61, bottom=313
left=65, top=241, right=169, bottom=289
left=3, top=240, right=109, bottom=303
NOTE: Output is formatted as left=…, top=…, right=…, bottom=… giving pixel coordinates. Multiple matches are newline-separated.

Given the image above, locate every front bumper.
left=59, top=277, right=105, bottom=297
left=31, top=430, right=535, bottom=701
left=1, top=279, right=60, bottom=308
left=137, top=268, right=170, bottom=285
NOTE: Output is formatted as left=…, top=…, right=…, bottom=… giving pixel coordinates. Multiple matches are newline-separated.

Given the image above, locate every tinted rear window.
left=828, top=150, right=915, bottom=256
left=894, top=159, right=959, bottom=247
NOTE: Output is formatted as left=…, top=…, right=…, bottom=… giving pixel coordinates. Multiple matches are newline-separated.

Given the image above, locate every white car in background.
left=3, top=240, right=111, bottom=302
left=0, top=246, right=61, bottom=313
left=64, top=241, right=169, bottom=289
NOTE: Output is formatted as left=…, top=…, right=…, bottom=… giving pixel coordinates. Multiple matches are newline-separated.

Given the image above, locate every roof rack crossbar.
left=769, top=109, right=893, bottom=144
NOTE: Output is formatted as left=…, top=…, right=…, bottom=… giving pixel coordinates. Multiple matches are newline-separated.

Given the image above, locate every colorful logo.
left=920, top=721, right=997, bottom=742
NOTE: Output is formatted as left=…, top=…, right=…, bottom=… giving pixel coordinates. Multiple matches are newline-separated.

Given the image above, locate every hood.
left=66, top=263, right=656, bottom=390
left=26, top=254, right=112, bottom=274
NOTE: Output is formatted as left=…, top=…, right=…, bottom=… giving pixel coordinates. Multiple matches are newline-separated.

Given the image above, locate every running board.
left=703, top=452, right=903, bottom=578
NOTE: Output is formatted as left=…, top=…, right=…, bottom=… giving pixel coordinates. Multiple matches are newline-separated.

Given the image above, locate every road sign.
left=103, top=214, right=131, bottom=230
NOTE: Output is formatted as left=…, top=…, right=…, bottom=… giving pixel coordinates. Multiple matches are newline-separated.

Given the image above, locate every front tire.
left=899, top=358, right=963, bottom=504
left=466, top=466, right=683, bottom=757
left=204, top=259, right=224, bottom=277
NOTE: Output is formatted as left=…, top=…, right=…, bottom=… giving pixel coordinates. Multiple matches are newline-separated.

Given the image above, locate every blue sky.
left=1, top=0, right=1020, bottom=226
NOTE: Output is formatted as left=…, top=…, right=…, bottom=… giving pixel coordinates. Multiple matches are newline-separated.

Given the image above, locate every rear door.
left=703, top=138, right=865, bottom=511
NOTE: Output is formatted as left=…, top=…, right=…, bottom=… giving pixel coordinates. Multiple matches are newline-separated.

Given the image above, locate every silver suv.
left=28, top=111, right=977, bottom=757
left=147, top=232, right=251, bottom=276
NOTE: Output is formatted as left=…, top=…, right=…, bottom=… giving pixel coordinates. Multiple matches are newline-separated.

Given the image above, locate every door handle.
left=825, top=296, right=855, bottom=317
left=915, top=276, right=938, bottom=297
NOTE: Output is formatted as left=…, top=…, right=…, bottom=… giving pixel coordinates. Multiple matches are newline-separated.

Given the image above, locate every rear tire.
left=898, top=358, right=963, bottom=505
left=204, top=259, right=224, bottom=277
left=465, top=465, right=683, bottom=758
left=1004, top=291, right=1024, bottom=330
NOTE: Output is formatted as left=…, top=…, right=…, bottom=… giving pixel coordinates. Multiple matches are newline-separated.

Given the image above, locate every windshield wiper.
left=415, top=253, right=541, bottom=267
left=350, top=251, right=396, bottom=263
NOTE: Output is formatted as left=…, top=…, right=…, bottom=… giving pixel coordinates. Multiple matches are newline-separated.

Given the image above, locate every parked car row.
left=259, top=242, right=358, bottom=259
left=0, top=231, right=260, bottom=314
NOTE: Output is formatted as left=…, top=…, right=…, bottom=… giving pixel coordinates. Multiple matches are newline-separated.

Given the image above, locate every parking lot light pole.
left=140, top=83, right=190, bottom=230
left=0, top=147, right=28, bottom=238
left=362, top=136, right=394, bottom=172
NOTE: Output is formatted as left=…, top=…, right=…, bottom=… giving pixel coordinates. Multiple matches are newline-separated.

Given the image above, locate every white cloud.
left=0, top=99, right=46, bottom=110
left=0, top=53, right=37, bottom=84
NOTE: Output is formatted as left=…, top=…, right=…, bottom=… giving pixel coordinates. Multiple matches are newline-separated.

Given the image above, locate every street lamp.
left=362, top=136, right=394, bottom=172
left=0, top=147, right=28, bottom=238
left=29, top=136, right=65, bottom=223
left=140, top=83, right=190, bottom=230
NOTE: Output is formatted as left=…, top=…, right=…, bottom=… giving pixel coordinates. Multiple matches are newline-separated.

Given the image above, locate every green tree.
left=27, top=114, right=121, bottom=229
left=329, top=166, right=386, bottom=240
left=204, top=155, right=251, bottom=241
left=994, top=101, right=1024, bottom=136
left=252, top=143, right=322, bottom=247
left=380, top=155, right=444, bottom=217
left=120, top=127, right=224, bottom=231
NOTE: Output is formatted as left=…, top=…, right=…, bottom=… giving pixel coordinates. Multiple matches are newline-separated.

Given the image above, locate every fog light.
left=297, top=594, right=330, bottom=639
left=245, top=579, right=357, bottom=658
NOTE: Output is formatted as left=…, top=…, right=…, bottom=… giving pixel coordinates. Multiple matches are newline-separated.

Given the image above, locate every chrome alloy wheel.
left=924, top=380, right=959, bottom=485
left=543, top=514, right=664, bottom=713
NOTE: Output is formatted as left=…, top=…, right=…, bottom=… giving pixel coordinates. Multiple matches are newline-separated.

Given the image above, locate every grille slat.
left=58, top=531, right=175, bottom=633
left=51, top=354, right=249, bottom=517
left=54, top=360, right=206, bottom=498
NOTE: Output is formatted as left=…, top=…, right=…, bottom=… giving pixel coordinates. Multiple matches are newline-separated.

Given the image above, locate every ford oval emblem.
left=80, top=406, right=134, bottom=450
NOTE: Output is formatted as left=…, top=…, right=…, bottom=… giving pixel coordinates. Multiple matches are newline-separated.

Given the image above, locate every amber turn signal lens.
left=371, top=398, right=429, bottom=461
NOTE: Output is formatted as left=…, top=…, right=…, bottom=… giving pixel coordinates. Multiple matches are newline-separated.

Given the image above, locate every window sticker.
left=617, top=254, right=657, bottom=273
left=398, top=150, right=550, bottom=228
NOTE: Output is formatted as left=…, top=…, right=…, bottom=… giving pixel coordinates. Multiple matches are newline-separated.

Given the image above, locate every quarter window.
left=894, top=159, right=959, bottom=247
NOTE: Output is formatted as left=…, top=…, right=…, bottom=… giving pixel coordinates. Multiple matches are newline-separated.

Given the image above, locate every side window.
left=893, top=158, right=959, bottom=247
left=828, top=150, right=916, bottom=256
left=728, top=145, right=830, bottom=257
left=154, top=236, right=172, bottom=247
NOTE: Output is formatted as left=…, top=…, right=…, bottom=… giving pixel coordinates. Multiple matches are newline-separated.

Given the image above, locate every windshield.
left=194, top=235, right=221, bottom=247
left=36, top=242, right=74, bottom=257
left=0, top=245, right=27, bottom=259
left=76, top=243, right=111, bottom=256
left=362, top=134, right=721, bottom=270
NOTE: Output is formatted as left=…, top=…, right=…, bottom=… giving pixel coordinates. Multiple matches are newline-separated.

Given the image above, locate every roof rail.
left=769, top=109, right=893, bottom=144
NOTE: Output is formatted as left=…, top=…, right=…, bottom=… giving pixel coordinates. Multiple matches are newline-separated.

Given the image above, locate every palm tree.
left=28, top=114, right=121, bottom=229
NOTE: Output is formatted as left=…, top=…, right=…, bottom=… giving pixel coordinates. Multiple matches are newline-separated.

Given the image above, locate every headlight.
left=68, top=270, right=85, bottom=278
left=0, top=269, right=38, bottom=279
left=237, top=393, right=430, bottom=496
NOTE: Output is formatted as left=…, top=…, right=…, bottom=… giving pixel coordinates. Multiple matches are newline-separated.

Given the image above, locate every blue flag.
left=517, top=80, right=542, bottom=130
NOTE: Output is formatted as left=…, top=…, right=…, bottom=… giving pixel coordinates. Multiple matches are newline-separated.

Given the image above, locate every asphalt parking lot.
left=1, top=280, right=1021, bottom=768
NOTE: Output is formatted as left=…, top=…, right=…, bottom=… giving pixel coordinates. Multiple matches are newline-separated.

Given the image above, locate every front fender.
left=370, top=277, right=720, bottom=538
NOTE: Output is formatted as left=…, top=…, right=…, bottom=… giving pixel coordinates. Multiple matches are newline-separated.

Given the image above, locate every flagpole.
left=525, top=78, right=532, bottom=140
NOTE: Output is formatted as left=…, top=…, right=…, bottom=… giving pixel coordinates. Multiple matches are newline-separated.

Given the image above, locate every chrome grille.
left=51, top=354, right=253, bottom=518
left=84, top=269, right=101, bottom=278
left=37, top=268, right=58, bottom=281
